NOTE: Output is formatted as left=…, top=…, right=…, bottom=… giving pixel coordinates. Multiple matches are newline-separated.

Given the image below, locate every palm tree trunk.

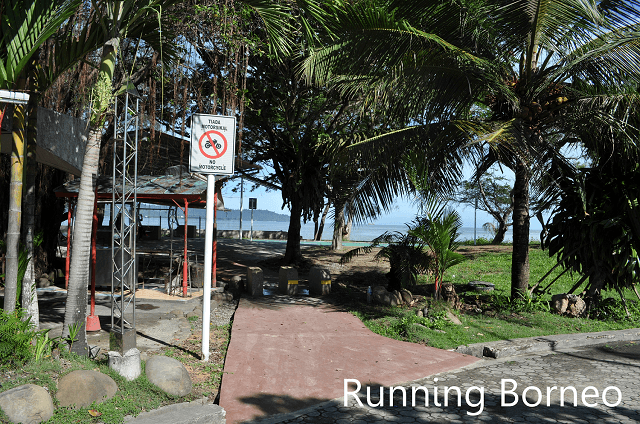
left=4, top=103, right=26, bottom=312
left=63, top=40, right=118, bottom=355
left=284, top=195, right=303, bottom=263
left=315, top=201, right=330, bottom=241
left=21, top=99, right=39, bottom=328
left=511, top=160, right=530, bottom=298
left=332, top=199, right=345, bottom=251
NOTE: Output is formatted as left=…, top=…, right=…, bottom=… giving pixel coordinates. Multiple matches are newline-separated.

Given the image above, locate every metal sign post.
left=249, top=198, right=257, bottom=241
left=190, top=114, right=236, bottom=362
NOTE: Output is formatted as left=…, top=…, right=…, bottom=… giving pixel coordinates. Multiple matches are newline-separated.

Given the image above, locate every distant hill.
left=137, top=204, right=289, bottom=222
left=217, top=209, right=290, bottom=222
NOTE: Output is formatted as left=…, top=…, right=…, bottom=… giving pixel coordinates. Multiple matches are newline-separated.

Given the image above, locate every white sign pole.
left=202, top=174, right=215, bottom=361
left=190, top=114, right=234, bottom=362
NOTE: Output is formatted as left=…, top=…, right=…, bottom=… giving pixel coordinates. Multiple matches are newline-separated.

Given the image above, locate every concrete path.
left=243, top=340, right=640, bottom=424
left=219, top=296, right=479, bottom=423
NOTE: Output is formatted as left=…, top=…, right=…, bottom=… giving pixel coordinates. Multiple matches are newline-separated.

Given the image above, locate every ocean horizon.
left=87, top=214, right=541, bottom=243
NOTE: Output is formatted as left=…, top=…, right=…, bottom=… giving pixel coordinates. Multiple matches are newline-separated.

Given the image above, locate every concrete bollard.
left=309, top=266, right=331, bottom=296
left=279, top=266, right=299, bottom=295
left=108, top=348, right=141, bottom=381
left=246, top=267, right=264, bottom=296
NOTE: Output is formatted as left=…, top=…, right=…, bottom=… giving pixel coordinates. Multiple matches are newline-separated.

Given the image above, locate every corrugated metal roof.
left=54, top=174, right=225, bottom=208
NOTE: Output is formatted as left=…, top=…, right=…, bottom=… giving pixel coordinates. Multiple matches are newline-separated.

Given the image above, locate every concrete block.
left=190, top=263, right=204, bottom=288
left=279, top=266, right=299, bottom=295
left=246, top=267, right=263, bottom=296
left=108, top=348, right=142, bottom=381
left=309, top=266, right=331, bottom=296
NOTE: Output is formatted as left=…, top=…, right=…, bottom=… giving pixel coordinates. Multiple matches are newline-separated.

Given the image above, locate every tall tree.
left=304, top=0, right=640, bottom=298
left=453, top=170, right=513, bottom=244
left=1, top=0, right=81, bottom=312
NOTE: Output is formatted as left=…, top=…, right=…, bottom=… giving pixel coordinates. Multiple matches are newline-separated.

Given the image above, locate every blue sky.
left=219, top=162, right=544, bottom=230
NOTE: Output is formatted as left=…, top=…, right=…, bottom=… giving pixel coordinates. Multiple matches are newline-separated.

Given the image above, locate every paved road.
left=248, top=341, right=640, bottom=424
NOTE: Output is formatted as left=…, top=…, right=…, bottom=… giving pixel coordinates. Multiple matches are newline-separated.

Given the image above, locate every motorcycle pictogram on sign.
left=198, top=130, right=228, bottom=159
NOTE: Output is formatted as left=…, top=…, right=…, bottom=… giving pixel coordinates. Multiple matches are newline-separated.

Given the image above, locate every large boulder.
left=57, top=370, right=117, bottom=408
left=399, top=288, right=413, bottom=305
left=0, top=384, right=54, bottom=423
left=145, top=355, right=192, bottom=397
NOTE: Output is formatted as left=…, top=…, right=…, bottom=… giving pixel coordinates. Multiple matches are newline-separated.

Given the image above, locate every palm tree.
left=1, top=0, right=81, bottom=313
left=62, top=0, right=180, bottom=353
left=304, top=0, right=640, bottom=298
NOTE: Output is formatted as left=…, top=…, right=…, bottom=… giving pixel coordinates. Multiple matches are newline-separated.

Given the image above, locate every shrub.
left=0, top=309, right=38, bottom=368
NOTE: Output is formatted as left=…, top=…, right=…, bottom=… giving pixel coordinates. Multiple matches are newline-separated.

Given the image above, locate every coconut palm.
left=1, top=0, right=81, bottom=313
left=304, top=0, right=640, bottom=298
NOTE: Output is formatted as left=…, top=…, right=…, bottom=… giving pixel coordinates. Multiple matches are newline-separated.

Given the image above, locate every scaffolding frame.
left=110, top=86, right=140, bottom=352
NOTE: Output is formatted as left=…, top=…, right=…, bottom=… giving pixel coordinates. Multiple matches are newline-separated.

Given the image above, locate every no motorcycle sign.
left=190, top=114, right=236, bottom=175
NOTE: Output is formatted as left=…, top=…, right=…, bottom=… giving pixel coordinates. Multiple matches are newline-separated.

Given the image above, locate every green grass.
left=0, top=352, right=174, bottom=424
left=346, top=246, right=640, bottom=350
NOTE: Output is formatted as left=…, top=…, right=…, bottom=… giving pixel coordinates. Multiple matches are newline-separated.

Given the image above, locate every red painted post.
left=183, top=199, right=189, bottom=297
left=65, top=200, right=72, bottom=290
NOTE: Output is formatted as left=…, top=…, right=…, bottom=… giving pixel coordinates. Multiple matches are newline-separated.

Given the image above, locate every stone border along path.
left=244, top=341, right=640, bottom=424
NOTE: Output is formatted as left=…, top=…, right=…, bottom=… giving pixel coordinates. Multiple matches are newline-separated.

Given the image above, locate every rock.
left=170, top=309, right=183, bottom=317
left=441, top=283, right=462, bottom=310
left=212, top=292, right=234, bottom=302
left=372, top=286, right=391, bottom=305
left=416, top=309, right=424, bottom=318
left=552, top=294, right=569, bottom=314
left=57, top=370, right=117, bottom=408
left=399, top=288, right=413, bottom=305
left=37, top=277, right=51, bottom=288
left=0, top=384, right=54, bottom=424
left=390, top=290, right=403, bottom=306
left=229, top=275, right=244, bottom=291
left=566, top=294, right=586, bottom=317
left=445, top=310, right=463, bottom=325
left=468, top=280, right=495, bottom=292
left=422, top=306, right=429, bottom=316
left=145, top=355, right=192, bottom=397
left=552, top=293, right=586, bottom=317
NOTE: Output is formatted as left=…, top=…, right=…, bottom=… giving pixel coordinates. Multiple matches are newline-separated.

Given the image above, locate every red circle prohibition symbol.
left=198, top=130, right=228, bottom=159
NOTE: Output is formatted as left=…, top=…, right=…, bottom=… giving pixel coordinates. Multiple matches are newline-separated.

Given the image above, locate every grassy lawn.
left=343, top=244, right=640, bottom=350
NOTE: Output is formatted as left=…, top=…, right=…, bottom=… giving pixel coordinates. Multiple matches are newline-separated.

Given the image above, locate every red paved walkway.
left=219, top=297, right=479, bottom=423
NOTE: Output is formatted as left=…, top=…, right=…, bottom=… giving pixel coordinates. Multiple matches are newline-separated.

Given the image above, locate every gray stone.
left=0, top=384, right=54, bottom=424
left=390, top=290, right=403, bottom=306
left=37, top=277, right=51, bottom=288
left=229, top=275, right=244, bottom=291
left=145, top=355, right=192, bottom=397
left=468, top=280, right=495, bottom=292
left=56, top=370, right=117, bottom=408
left=552, top=293, right=586, bottom=317
left=109, top=348, right=142, bottom=381
left=372, top=286, right=391, bottom=305
left=445, top=310, right=462, bottom=325
left=124, top=398, right=226, bottom=424
left=552, top=293, right=569, bottom=314
left=399, top=288, right=413, bottom=305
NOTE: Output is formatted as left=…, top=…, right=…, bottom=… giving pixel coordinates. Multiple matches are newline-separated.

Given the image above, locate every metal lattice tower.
left=110, top=84, right=141, bottom=352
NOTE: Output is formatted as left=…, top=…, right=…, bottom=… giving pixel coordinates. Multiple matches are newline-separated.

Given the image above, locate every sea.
left=94, top=214, right=539, bottom=243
